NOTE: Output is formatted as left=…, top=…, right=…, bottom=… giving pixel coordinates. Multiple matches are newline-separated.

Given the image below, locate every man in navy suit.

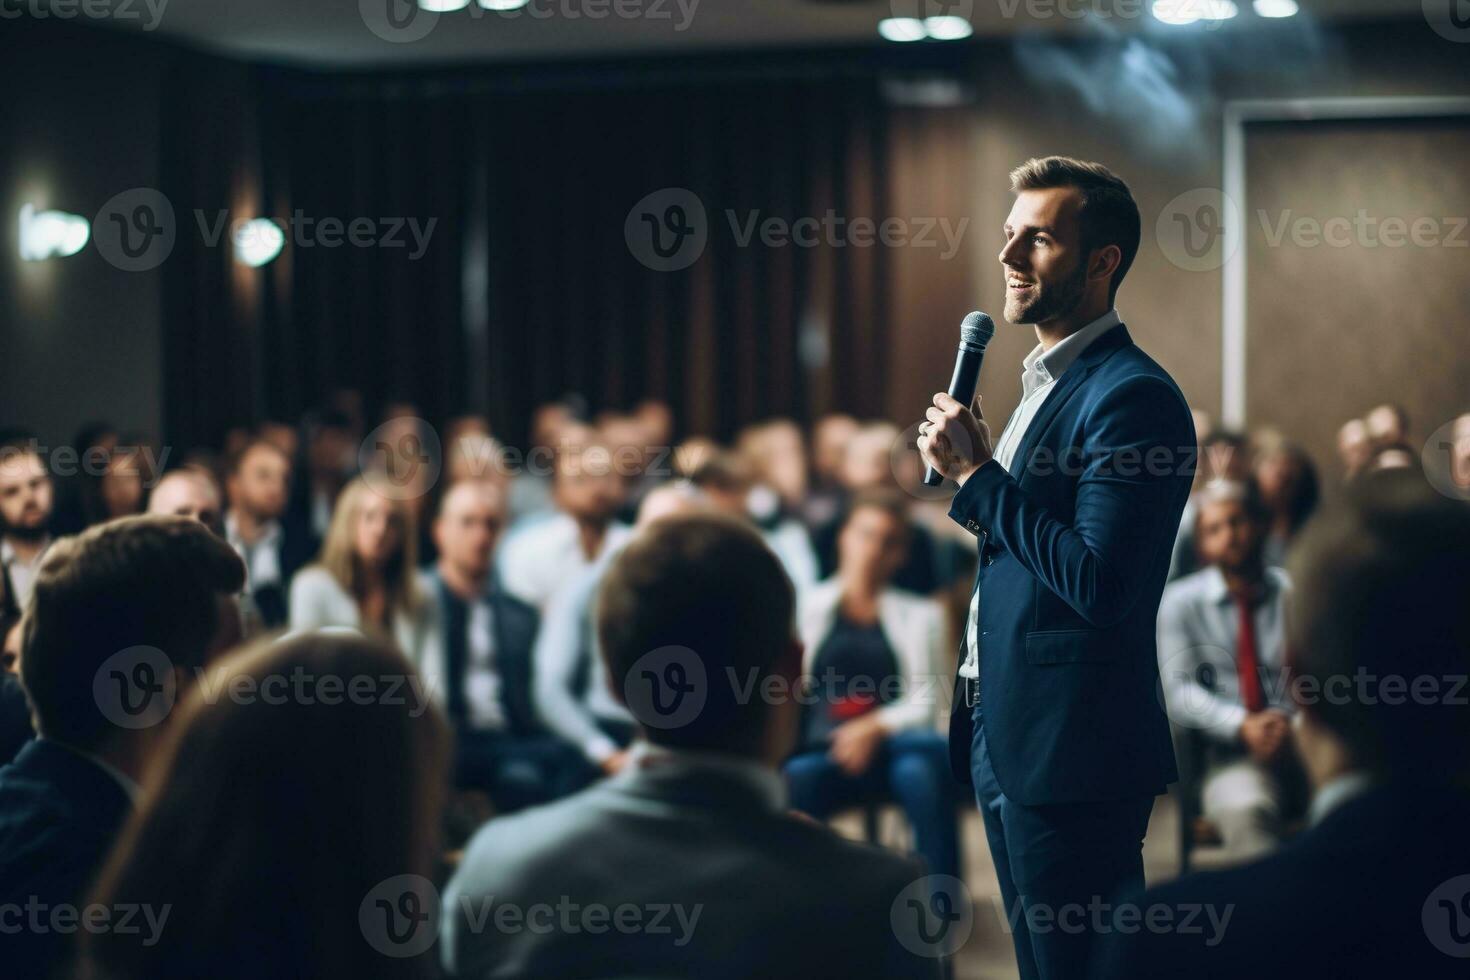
left=0, top=517, right=244, bottom=979
left=918, top=156, right=1195, bottom=980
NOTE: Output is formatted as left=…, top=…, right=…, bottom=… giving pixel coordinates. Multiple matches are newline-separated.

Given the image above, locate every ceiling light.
left=924, top=16, right=974, bottom=41
left=233, top=218, right=285, bottom=268
left=418, top=0, right=470, bottom=10
left=477, top=0, right=531, bottom=9
left=18, top=204, right=89, bottom=261
left=878, top=17, right=926, bottom=43
left=1252, top=0, right=1298, bottom=17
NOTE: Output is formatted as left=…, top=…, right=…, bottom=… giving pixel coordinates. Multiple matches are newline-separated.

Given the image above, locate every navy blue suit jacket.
left=947, top=324, right=1194, bottom=805
left=0, top=739, right=133, bottom=979
left=1097, top=783, right=1470, bottom=978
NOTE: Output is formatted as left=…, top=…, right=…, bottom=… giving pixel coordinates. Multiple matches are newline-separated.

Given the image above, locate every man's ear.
left=1089, top=243, right=1121, bottom=285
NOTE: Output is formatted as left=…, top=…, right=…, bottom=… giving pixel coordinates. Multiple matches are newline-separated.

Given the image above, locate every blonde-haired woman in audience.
left=288, top=478, right=443, bottom=687
left=78, top=632, right=451, bottom=980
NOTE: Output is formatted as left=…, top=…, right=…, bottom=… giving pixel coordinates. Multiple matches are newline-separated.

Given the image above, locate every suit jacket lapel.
left=1008, top=324, right=1133, bottom=482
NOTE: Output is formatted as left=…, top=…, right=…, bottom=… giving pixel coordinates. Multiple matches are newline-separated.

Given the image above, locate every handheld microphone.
left=923, top=311, right=995, bottom=487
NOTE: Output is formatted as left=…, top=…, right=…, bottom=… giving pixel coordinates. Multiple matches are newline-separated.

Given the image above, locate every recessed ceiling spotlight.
left=477, top=0, right=532, bottom=10
left=18, top=204, right=89, bottom=261
left=878, top=17, right=927, bottom=43
left=924, top=15, right=974, bottom=41
left=1252, top=0, right=1298, bottom=17
left=233, top=218, right=286, bottom=268
left=418, top=0, right=470, bottom=11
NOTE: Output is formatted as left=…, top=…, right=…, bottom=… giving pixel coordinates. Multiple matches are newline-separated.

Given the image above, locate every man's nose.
left=998, top=236, right=1025, bottom=269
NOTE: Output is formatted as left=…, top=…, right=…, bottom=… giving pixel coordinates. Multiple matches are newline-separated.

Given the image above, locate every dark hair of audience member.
left=1286, top=470, right=1470, bottom=783
left=20, top=516, right=245, bottom=751
left=77, top=633, right=451, bottom=980
left=598, top=513, right=795, bottom=755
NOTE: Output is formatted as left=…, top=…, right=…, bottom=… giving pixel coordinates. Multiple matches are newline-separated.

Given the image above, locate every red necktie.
left=1233, top=592, right=1265, bottom=713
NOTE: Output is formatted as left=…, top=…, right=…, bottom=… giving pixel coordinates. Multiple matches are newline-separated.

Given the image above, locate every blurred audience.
left=1105, top=471, right=1470, bottom=978
left=423, top=480, right=585, bottom=810
left=1251, top=436, right=1319, bottom=568
left=0, top=517, right=244, bottom=980
left=442, top=514, right=940, bottom=980
left=1335, top=416, right=1373, bottom=479
left=291, top=409, right=357, bottom=540
left=289, top=479, right=440, bottom=673
left=225, top=438, right=314, bottom=628
left=1364, top=402, right=1409, bottom=449
left=78, top=632, right=450, bottom=980
left=496, top=435, right=630, bottom=612
left=1, top=431, right=56, bottom=614
left=785, top=489, right=958, bottom=882
left=1158, top=478, right=1305, bottom=860
left=145, top=467, right=222, bottom=534
left=688, top=449, right=818, bottom=592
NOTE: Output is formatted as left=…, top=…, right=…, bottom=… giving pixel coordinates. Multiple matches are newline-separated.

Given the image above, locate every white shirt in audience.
left=225, top=512, right=284, bottom=590
left=1, top=536, right=49, bottom=609
left=495, top=512, right=631, bottom=612
left=463, top=598, right=505, bottom=731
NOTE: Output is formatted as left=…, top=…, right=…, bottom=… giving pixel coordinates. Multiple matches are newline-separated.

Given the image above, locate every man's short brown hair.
left=20, top=515, right=246, bottom=747
left=597, top=513, right=794, bottom=752
left=1287, top=472, right=1470, bottom=779
left=1010, top=156, right=1141, bottom=304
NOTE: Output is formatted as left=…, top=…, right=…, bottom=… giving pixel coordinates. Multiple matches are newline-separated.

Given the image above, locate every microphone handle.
left=922, top=343, right=985, bottom=487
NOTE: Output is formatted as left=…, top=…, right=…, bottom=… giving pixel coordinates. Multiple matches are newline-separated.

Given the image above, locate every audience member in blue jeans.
left=784, top=489, right=959, bottom=882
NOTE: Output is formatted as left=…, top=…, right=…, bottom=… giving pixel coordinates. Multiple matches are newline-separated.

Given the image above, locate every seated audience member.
left=423, top=480, right=586, bottom=809
left=1169, top=428, right=1251, bottom=581
left=532, top=482, right=706, bottom=775
left=225, top=438, right=315, bottom=627
left=805, top=412, right=859, bottom=529
left=784, top=490, right=958, bottom=882
left=0, top=517, right=244, bottom=980
left=289, top=479, right=440, bottom=669
left=146, top=467, right=223, bottom=534
left=813, top=423, right=944, bottom=594
left=77, top=632, right=451, bottom=980
left=443, top=514, right=940, bottom=980
left=1364, top=401, right=1410, bottom=449
left=1336, top=417, right=1373, bottom=480
left=689, top=450, right=818, bottom=593
left=1364, top=440, right=1419, bottom=475
left=1, top=431, right=56, bottom=612
left=507, top=401, right=575, bottom=524
left=47, top=422, right=117, bottom=535
left=97, top=444, right=148, bottom=522
left=1252, top=437, right=1319, bottom=568
left=496, top=435, right=630, bottom=612
left=1158, top=479, right=1305, bottom=860
left=1104, top=472, right=1470, bottom=978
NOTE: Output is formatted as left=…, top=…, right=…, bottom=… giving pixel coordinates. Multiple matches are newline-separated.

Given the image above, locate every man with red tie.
left=1157, top=477, right=1306, bottom=860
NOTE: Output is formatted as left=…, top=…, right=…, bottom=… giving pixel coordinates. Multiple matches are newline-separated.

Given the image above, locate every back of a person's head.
left=1287, top=471, right=1470, bottom=782
left=20, top=515, right=245, bottom=750
left=598, top=513, right=795, bottom=754
left=80, top=632, right=450, bottom=980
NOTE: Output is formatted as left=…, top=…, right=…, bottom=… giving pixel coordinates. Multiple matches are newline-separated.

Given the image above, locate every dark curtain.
left=161, top=50, right=973, bottom=451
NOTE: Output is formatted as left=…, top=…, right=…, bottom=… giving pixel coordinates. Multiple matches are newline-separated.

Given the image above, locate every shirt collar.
left=1, top=536, right=49, bottom=566
left=1203, top=564, right=1285, bottom=606
left=1309, top=771, right=1376, bottom=827
left=225, top=511, right=281, bottom=549
left=622, top=741, right=786, bottom=811
left=1020, top=309, right=1122, bottom=387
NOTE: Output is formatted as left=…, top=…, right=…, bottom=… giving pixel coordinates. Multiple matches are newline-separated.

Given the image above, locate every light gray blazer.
left=287, top=565, right=443, bottom=688
left=441, top=752, right=942, bottom=980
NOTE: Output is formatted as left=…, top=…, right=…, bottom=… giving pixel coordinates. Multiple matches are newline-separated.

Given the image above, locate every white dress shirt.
left=960, top=310, right=1122, bottom=678
left=463, top=598, right=507, bottom=731
left=1156, top=564, right=1293, bottom=742
left=225, top=512, right=284, bottom=590
left=496, top=512, right=631, bottom=612
left=1, top=536, right=50, bottom=610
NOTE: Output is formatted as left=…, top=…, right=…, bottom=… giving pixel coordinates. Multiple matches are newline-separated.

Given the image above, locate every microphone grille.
left=960, top=311, right=995, bottom=348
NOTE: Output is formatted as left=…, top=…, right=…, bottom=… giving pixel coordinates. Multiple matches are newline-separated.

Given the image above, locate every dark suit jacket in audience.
left=442, top=749, right=942, bottom=980
left=0, top=673, right=34, bottom=765
left=249, top=523, right=318, bottom=629
left=0, top=739, right=134, bottom=979
left=424, top=568, right=543, bottom=735
left=1097, top=782, right=1470, bottom=979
